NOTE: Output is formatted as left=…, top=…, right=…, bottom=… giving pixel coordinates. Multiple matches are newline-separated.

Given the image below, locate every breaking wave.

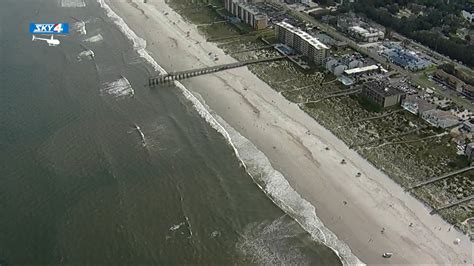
left=96, top=0, right=363, bottom=265
left=84, top=33, right=104, bottom=43
left=96, top=0, right=161, bottom=72
left=72, top=21, right=87, bottom=35
left=77, top=49, right=94, bottom=61
left=237, top=216, right=310, bottom=264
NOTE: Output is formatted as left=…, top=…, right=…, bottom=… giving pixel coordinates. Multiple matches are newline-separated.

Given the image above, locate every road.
left=270, top=1, right=474, bottom=111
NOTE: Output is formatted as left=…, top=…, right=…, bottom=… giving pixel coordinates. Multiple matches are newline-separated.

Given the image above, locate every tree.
left=439, top=63, right=456, bottom=75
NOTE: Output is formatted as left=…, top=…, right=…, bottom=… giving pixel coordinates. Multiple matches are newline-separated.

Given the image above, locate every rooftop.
left=423, top=109, right=460, bottom=121
left=240, top=3, right=266, bottom=17
left=349, top=25, right=368, bottom=34
left=402, top=94, right=437, bottom=113
left=363, top=80, right=405, bottom=97
left=344, top=65, right=379, bottom=75
left=276, top=21, right=329, bottom=50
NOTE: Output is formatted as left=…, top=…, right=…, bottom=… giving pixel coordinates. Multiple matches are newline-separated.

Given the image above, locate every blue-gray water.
left=0, top=0, right=341, bottom=264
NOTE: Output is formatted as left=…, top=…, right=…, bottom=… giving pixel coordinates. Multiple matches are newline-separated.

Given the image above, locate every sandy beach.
left=105, top=0, right=472, bottom=264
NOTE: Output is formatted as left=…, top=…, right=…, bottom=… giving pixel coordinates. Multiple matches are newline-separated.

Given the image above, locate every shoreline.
left=102, top=0, right=472, bottom=264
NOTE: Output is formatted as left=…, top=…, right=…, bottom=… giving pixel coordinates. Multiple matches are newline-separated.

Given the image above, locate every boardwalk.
left=408, top=166, right=474, bottom=190
left=301, top=88, right=361, bottom=105
left=148, top=56, right=285, bottom=86
left=352, top=126, right=427, bottom=148
left=430, top=195, right=474, bottom=214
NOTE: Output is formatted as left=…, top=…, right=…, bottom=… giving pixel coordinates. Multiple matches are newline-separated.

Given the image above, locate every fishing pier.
left=148, top=56, right=285, bottom=86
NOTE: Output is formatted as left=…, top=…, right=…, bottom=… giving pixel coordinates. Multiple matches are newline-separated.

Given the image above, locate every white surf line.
left=134, top=124, right=146, bottom=147
left=95, top=1, right=363, bottom=264
left=169, top=222, right=185, bottom=231
left=96, top=0, right=161, bottom=72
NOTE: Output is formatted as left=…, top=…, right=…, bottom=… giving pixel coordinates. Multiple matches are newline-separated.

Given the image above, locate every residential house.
left=433, top=70, right=463, bottom=92
left=421, top=109, right=460, bottom=129
left=463, top=119, right=474, bottom=133
left=465, top=143, right=474, bottom=161
left=463, top=84, right=474, bottom=100
left=401, top=94, right=436, bottom=115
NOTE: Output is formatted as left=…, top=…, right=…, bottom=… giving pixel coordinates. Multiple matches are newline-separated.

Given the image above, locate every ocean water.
left=0, top=0, right=345, bottom=264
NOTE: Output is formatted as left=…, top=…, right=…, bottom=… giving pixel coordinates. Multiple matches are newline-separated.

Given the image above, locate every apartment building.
left=224, top=0, right=268, bottom=30
left=275, top=21, right=329, bottom=65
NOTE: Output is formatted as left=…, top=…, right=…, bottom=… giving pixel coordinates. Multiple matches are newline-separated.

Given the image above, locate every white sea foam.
left=192, top=90, right=364, bottom=266
left=77, top=50, right=94, bottom=61
left=210, top=230, right=220, bottom=238
left=84, top=33, right=104, bottom=43
left=101, top=76, right=134, bottom=98
left=169, top=222, right=185, bottom=231
left=72, top=21, right=87, bottom=35
left=95, top=1, right=363, bottom=264
left=237, top=216, right=308, bottom=264
left=96, top=0, right=162, bottom=72
left=61, top=0, right=85, bottom=8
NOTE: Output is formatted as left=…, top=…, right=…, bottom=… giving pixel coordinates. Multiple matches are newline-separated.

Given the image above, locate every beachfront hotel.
left=275, top=21, right=329, bottom=65
left=224, top=0, right=268, bottom=30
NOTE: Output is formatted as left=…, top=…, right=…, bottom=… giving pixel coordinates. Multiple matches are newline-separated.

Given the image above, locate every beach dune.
left=105, top=0, right=473, bottom=264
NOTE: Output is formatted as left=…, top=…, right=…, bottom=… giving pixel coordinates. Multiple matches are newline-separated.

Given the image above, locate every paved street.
left=271, top=1, right=474, bottom=111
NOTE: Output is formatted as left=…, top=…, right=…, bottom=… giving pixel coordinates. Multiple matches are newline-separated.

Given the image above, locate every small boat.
left=382, top=252, right=393, bottom=258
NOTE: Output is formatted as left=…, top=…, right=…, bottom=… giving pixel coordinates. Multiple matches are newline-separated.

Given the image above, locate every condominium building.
left=275, top=21, right=329, bottom=65
left=361, top=80, right=406, bottom=108
left=224, top=0, right=268, bottom=30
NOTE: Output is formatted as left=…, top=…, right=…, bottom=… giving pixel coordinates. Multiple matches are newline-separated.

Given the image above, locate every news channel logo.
left=29, top=23, right=69, bottom=34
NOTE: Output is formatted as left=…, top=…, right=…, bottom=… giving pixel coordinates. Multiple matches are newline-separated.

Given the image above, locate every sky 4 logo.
left=30, top=23, right=69, bottom=34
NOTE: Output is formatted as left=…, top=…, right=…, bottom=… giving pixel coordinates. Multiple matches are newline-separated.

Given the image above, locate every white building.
left=348, top=25, right=384, bottom=42
left=224, top=0, right=268, bottom=29
left=275, top=21, right=329, bottom=65
left=326, top=56, right=365, bottom=76
left=462, top=10, right=474, bottom=24
left=462, top=119, right=474, bottom=132
left=343, top=65, right=379, bottom=77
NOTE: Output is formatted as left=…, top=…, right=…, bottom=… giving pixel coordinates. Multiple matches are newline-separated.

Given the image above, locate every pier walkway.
left=149, top=56, right=285, bottom=86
